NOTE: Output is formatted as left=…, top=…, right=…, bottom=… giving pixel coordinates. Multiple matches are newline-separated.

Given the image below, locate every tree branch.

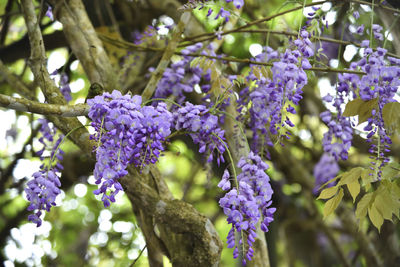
left=21, top=0, right=93, bottom=155
left=48, top=0, right=117, bottom=90
left=0, top=93, right=89, bottom=117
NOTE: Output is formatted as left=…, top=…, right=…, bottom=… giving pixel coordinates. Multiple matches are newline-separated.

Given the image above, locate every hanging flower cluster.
left=219, top=152, right=275, bottom=263
left=154, top=43, right=212, bottom=103
left=87, top=90, right=173, bottom=206
left=321, top=37, right=400, bottom=177
left=240, top=29, right=313, bottom=155
left=174, top=102, right=226, bottom=164
left=25, top=119, right=64, bottom=227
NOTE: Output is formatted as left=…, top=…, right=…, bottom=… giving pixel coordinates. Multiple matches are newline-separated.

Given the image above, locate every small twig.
left=100, top=36, right=367, bottom=75
left=130, top=245, right=147, bottom=267
left=350, top=0, right=400, bottom=14
left=183, top=1, right=328, bottom=44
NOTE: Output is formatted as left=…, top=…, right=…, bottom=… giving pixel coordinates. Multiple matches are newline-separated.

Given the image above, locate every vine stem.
left=96, top=116, right=105, bottom=153
left=217, top=110, right=250, bottom=151
left=370, top=0, right=375, bottom=44
left=183, top=0, right=329, bottom=42
left=49, top=124, right=89, bottom=165
left=211, top=132, right=238, bottom=188
left=210, top=132, right=247, bottom=260
left=100, top=35, right=368, bottom=75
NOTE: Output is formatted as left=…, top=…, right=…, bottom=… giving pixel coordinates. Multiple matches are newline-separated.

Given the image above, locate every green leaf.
left=319, top=175, right=340, bottom=189
left=381, top=163, right=400, bottom=181
left=260, top=67, right=269, bottom=78
left=361, top=168, right=373, bottom=190
left=253, top=67, right=261, bottom=79
left=368, top=204, right=384, bottom=231
left=338, top=167, right=363, bottom=186
left=347, top=180, right=360, bottom=203
left=374, top=194, right=393, bottom=221
left=389, top=182, right=400, bottom=219
left=323, top=188, right=344, bottom=218
left=190, top=57, right=201, bottom=68
left=355, top=192, right=373, bottom=219
left=382, top=102, right=400, bottom=134
left=318, top=186, right=338, bottom=200
left=342, top=98, right=378, bottom=124
left=342, top=98, right=363, bottom=117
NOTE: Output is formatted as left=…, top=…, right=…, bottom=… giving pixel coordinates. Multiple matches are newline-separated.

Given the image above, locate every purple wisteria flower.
left=320, top=110, right=353, bottom=161
left=372, top=24, right=384, bottom=41
left=202, top=0, right=244, bottom=23
left=356, top=25, right=365, bottom=35
left=174, top=102, right=226, bottom=164
left=25, top=119, right=64, bottom=227
left=322, top=41, right=399, bottom=176
left=355, top=44, right=399, bottom=175
left=154, top=43, right=212, bottom=104
left=313, top=153, right=340, bottom=194
left=25, top=169, right=61, bottom=227
left=132, top=26, right=157, bottom=45
left=240, top=29, right=313, bottom=154
left=50, top=70, right=72, bottom=102
left=219, top=152, right=275, bottom=263
left=88, top=90, right=173, bottom=206
left=215, top=8, right=230, bottom=22
left=46, top=6, right=54, bottom=21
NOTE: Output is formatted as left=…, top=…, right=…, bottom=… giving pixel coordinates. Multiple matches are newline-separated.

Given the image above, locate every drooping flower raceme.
left=321, top=41, right=400, bottom=177
left=219, top=152, right=275, bottom=263
left=154, top=43, right=212, bottom=104
left=174, top=102, right=226, bottom=165
left=313, top=153, right=340, bottom=194
left=25, top=119, right=64, bottom=227
left=240, top=30, right=313, bottom=155
left=355, top=44, right=399, bottom=176
left=88, top=90, right=173, bottom=206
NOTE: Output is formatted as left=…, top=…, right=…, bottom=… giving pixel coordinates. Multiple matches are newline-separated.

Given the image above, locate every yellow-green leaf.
left=229, top=62, right=238, bottom=72
left=342, top=98, right=378, bottom=124
left=368, top=204, right=384, bottom=231
left=343, top=98, right=363, bottom=117
left=389, top=182, right=400, bottom=219
left=221, top=77, right=231, bottom=89
left=338, top=167, right=363, bottom=186
left=198, top=57, right=206, bottom=69
left=358, top=98, right=378, bottom=123
left=319, top=175, right=340, bottom=189
left=381, top=163, right=400, bottom=180
left=382, top=102, right=400, bottom=133
left=347, top=180, right=360, bottom=203
left=361, top=168, right=373, bottom=190
left=190, top=57, right=201, bottom=68
left=205, top=60, right=213, bottom=70
left=261, top=67, right=269, bottom=78
left=374, top=194, right=393, bottom=221
left=211, top=68, right=219, bottom=82
left=253, top=67, right=261, bottom=79
left=323, top=188, right=344, bottom=218
left=355, top=192, right=373, bottom=219
left=318, top=186, right=339, bottom=200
